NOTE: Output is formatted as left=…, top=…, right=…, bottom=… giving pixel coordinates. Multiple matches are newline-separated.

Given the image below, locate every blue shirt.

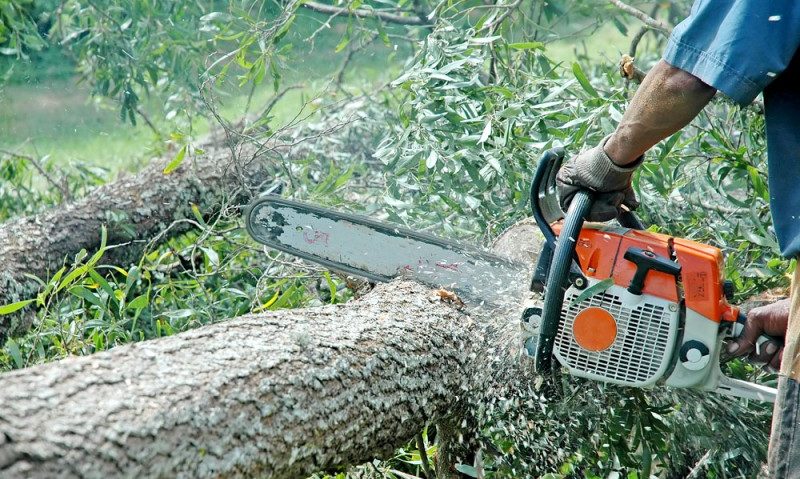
left=662, top=1, right=800, bottom=258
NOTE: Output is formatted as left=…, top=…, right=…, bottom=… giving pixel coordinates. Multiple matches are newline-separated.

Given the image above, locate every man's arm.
left=604, top=60, right=717, bottom=166
left=555, top=60, right=718, bottom=221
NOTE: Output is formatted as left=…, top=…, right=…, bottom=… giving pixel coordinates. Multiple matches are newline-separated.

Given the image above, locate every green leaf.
left=200, top=12, right=234, bottom=23
left=478, top=119, right=492, bottom=144
left=335, top=24, right=351, bottom=53
left=200, top=246, right=220, bottom=268
left=323, top=271, right=338, bottom=304
left=69, top=286, right=107, bottom=309
left=572, top=62, right=598, bottom=98
left=568, top=278, right=614, bottom=307
left=454, top=464, right=478, bottom=477
left=163, top=145, right=187, bottom=174
left=190, top=203, right=207, bottom=226
left=0, top=299, right=34, bottom=315
left=253, top=291, right=280, bottom=312
left=126, top=293, right=150, bottom=311
left=425, top=150, right=438, bottom=169
left=57, top=265, right=89, bottom=293
left=508, top=41, right=544, bottom=51
left=273, top=14, right=295, bottom=44
left=5, top=339, right=23, bottom=369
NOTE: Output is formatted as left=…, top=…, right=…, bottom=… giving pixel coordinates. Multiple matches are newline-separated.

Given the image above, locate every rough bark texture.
left=0, top=213, right=544, bottom=478
left=0, top=281, right=475, bottom=479
left=0, top=141, right=275, bottom=339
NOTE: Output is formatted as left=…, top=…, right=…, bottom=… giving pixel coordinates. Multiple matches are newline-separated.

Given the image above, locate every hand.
left=556, top=135, right=642, bottom=222
left=727, top=298, right=790, bottom=371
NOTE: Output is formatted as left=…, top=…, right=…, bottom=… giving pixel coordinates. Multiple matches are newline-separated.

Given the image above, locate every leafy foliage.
left=0, top=0, right=788, bottom=477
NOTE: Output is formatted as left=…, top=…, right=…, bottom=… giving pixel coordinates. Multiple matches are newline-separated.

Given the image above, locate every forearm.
left=605, top=60, right=717, bottom=166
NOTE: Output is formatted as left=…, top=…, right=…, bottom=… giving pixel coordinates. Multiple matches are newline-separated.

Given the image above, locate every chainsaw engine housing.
left=527, top=223, right=740, bottom=391
left=556, top=279, right=680, bottom=387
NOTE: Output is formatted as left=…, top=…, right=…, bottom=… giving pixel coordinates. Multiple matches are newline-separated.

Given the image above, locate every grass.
left=0, top=9, right=410, bottom=173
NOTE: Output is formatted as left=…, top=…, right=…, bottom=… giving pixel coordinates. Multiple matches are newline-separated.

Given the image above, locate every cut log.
left=0, top=281, right=474, bottom=478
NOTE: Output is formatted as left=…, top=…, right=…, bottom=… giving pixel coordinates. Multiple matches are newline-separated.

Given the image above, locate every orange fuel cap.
left=572, top=307, right=617, bottom=352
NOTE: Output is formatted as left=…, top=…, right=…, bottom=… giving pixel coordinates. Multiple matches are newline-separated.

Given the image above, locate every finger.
left=622, top=187, right=639, bottom=210
left=587, top=192, right=623, bottom=222
left=728, top=312, right=764, bottom=357
left=751, top=299, right=791, bottom=337
left=769, top=347, right=784, bottom=371
left=750, top=339, right=782, bottom=364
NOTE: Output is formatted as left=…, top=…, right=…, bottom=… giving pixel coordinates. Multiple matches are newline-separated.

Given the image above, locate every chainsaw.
left=244, top=148, right=778, bottom=402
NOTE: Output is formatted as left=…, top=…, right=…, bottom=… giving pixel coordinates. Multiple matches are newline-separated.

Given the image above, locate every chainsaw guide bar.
left=245, top=196, right=527, bottom=305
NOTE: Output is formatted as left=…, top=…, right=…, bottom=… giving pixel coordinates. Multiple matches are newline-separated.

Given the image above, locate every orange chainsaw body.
left=554, top=223, right=740, bottom=324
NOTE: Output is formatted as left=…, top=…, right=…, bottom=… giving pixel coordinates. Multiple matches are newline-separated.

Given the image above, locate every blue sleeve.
left=663, top=0, right=800, bottom=106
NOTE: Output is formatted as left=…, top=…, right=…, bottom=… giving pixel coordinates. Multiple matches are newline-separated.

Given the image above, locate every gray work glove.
left=556, top=135, right=642, bottom=222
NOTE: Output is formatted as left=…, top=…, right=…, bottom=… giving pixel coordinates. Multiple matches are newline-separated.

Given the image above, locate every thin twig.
left=335, top=34, right=379, bottom=87
left=480, top=0, right=523, bottom=32
left=135, top=107, right=162, bottom=137
left=686, top=449, right=712, bottom=478
left=627, top=2, right=662, bottom=59
left=302, top=1, right=428, bottom=26
left=0, top=149, right=71, bottom=201
left=250, top=84, right=305, bottom=126
left=416, top=432, right=433, bottom=479
left=608, top=0, right=672, bottom=34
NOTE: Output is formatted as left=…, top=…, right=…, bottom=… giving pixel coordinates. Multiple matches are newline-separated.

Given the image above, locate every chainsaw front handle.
left=530, top=148, right=643, bottom=371
left=535, top=189, right=593, bottom=371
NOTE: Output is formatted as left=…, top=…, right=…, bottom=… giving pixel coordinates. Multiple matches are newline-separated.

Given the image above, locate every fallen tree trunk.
left=0, top=141, right=275, bottom=340
left=0, top=281, right=475, bottom=478
left=0, top=217, right=543, bottom=478
left=0, top=95, right=383, bottom=342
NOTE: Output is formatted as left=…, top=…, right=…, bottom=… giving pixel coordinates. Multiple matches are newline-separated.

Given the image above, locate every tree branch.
left=301, top=1, right=428, bottom=26
left=608, top=0, right=672, bottom=34
left=0, top=149, right=71, bottom=202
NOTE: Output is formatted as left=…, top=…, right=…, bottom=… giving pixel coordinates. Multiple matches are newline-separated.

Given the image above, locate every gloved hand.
left=727, top=298, right=789, bottom=372
left=556, top=135, right=642, bottom=222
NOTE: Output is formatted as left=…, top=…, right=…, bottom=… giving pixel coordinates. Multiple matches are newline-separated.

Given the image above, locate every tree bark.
left=0, top=141, right=275, bottom=340
left=0, top=281, right=476, bottom=478
left=0, top=218, right=543, bottom=478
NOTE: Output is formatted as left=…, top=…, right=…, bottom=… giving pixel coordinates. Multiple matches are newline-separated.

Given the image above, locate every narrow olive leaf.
left=163, top=144, right=187, bottom=174
left=190, top=203, right=207, bottom=226
left=126, top=293, right=150, bottom=311
left=478, top=118, right=492, bottom=144
left=508, top=41, right=544, bottom=51
left=0, top=299, right=34, bottom=315
left=572, top=62, right=599, bottom=98
left=5, top=339, right=23, bottom=369
left=568, top=278, right=614, bottom=307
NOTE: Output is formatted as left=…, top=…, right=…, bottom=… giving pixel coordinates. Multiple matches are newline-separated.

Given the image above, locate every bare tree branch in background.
left=608, top=0, right=672, bottom=34
left=302, top=1, right=429, bottom=26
